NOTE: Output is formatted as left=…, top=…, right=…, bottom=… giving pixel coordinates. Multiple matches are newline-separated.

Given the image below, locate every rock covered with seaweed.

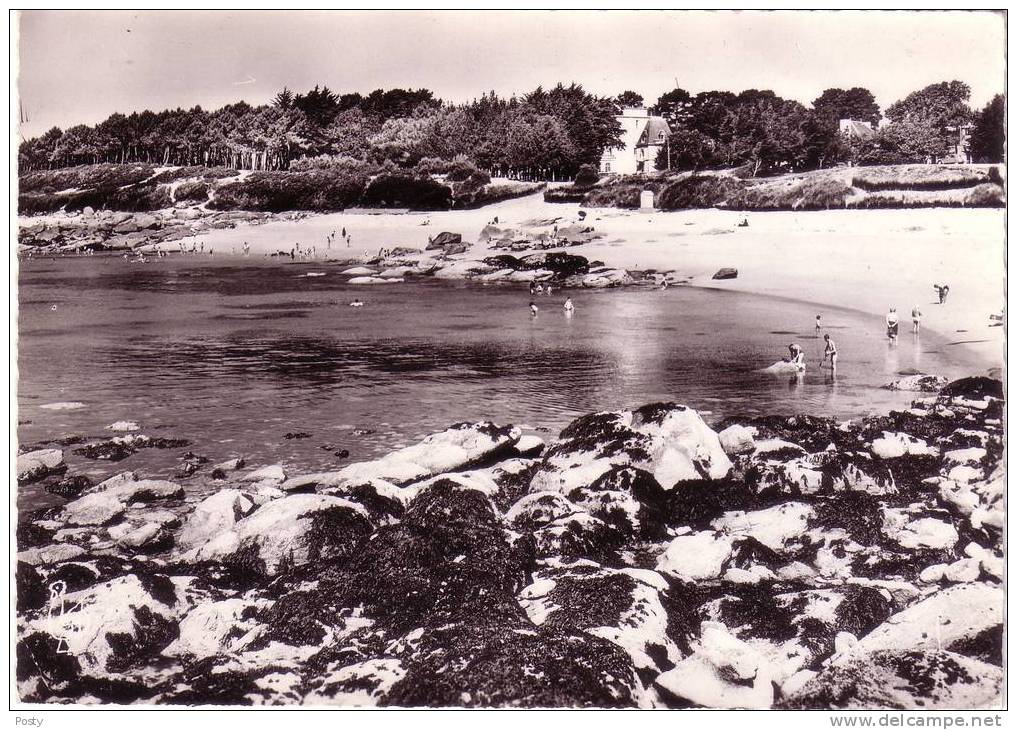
left=15, top=377, right=1004, bottom=708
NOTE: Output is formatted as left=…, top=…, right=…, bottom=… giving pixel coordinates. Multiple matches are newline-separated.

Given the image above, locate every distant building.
left=839, top=119, right=876, bottom=140
left=599, top=107, right=671, bottom=174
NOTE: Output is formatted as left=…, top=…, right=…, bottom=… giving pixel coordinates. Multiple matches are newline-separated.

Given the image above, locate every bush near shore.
left=544, top=164, right=1005, bottom=211
left=18, top=162, right=545, bottom=216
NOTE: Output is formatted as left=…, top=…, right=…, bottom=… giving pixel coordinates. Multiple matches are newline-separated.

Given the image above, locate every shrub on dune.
left=658, top=175, right=746, bottom=210
left=209, top=170, right=367, bottom=212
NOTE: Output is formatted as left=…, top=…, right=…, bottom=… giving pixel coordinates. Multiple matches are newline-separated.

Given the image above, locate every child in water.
left=563, top=297, right=574, bottom=314
left=529, top=301, right=539, bottom=316
left=815, top=314, right=822, bottom=335
left=912, top=305, right=922, bottom=333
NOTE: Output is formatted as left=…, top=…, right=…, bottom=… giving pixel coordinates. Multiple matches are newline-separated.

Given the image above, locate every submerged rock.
left=883, top=374, right=948, bottom=392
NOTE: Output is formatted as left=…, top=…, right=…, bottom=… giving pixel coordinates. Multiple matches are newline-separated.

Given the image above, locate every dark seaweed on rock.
left=384, top=621, right=641, bottom=708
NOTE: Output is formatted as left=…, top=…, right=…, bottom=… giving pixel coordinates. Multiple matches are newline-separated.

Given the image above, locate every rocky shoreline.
left=17, top=208, right=710, bottom=289
left=15, top=375, right=1004, bottom=708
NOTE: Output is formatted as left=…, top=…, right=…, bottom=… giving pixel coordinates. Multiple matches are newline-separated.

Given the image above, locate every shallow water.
left=17, top=254, right=980, bottom=508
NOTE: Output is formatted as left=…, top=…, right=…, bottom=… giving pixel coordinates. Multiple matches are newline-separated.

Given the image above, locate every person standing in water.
left=529, top=301, right=539, bottom=317
left=815, top=314, right=822, bottom=335
left=886, top=307, right=900, bottom=340
left=911, top=305, right=922, bottom=333
left=934, top=284, right=950, bottom=304
left=823, top=334, right=838, bottom=370
left=563, top=297, right=574, bottom=314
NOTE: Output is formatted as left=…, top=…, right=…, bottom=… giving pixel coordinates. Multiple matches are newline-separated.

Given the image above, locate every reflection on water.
left=17, top=255, right=980, bottom=507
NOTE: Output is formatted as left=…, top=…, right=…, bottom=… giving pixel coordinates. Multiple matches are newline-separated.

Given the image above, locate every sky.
left=15, top=10, right=1007, bottom=140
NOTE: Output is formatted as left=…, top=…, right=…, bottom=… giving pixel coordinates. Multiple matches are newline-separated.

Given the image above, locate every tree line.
left=17, top=83, right=622, bottom=181
left=18, top=79, right=1004, bottom=179
left=641, top=81, right=1003, bottom=175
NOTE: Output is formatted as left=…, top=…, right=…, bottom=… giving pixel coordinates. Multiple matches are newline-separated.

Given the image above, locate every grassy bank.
left=18, top=163, right=543, bottom=215
left=544, top=164, right=1005, bottom=211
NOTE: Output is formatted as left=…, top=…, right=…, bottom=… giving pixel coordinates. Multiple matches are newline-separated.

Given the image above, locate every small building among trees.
left=599, top=107, right=671, bottom=174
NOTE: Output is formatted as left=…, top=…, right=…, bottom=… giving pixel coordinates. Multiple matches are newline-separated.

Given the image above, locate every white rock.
left=870, top=431, right=937, bottom=459
left=319, top=422, right=519, bottom=488
left=184, top=494, right=371, bottom=574
left=106, top=421, right=140, bottom=432
left=847, top=583, right=1003, bottom=658
left=17, top=543, right=87, bottom=565
left=656, top=532, right=733, bottom=581
left=163, top=598, right=270, bottom=660
left=28, top=575, right=182, bottom=673
left=834, top=631, right=858, bottom=655
left=947, top=465, right=983, bottom=483
left=718, top=424, right=756, bottom=456
left=786, top=650, right=1002, bottom=709
left=711, top=502, right=814, bottom=552
left=62, top=492, right=126, bottom=526
left=40, top=401, right=87, bottom=411
left=655, top=622, right=774, bottom=709
left=513, top=434, right=546, bottom=457
left=16, top=449, right=64, bottom=482
left=881, top=508, right=958, bottom=550
left=505, top=491, right=579, bottom=527
left=943, top=557, right=982, bottom=583
left=348, top=276, right=402, bottom=285
left=212, top=457, right=245, bottom=472
left=303, top=658, right=407, bottom=706
left=241, top=464, right=287, bottom=484
left=341, top=266, right=377, bottom=276
left=944, top=447, right=987, bottom=464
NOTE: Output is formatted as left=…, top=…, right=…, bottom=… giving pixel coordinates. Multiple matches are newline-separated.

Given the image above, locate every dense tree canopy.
left=19, top=83, right=621, bottom=181
left=812, top=87, right=881, bottom=127
left=18, top=77, right=1001, bottom=178
left=968, top=94, right=1005, bottom=163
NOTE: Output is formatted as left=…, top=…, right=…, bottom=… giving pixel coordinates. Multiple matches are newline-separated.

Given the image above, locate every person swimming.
left=350, top=299, right=364, bottom=308
left=823, top=334, right=838, bottom=370
left=529, top=301, right=539, bottom=316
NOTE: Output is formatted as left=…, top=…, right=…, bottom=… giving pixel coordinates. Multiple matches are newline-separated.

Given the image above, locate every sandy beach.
left=152, top=192, right=1005, bottom=371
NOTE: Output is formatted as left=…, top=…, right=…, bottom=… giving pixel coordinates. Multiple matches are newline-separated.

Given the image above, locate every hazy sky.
left=16, top=10, right=1006, bottom=139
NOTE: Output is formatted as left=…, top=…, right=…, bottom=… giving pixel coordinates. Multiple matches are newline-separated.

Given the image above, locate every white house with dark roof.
left=599, top=107, right=672, bottom=174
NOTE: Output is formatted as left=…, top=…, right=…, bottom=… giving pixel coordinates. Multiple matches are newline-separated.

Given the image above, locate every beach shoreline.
left=117, top=195, right=1004, bottom=370
left=18, top=194, right=1005, bottom=371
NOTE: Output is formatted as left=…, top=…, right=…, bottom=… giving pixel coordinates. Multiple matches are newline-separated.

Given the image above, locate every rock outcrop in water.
left=15, top=378, right=1004, bottom=708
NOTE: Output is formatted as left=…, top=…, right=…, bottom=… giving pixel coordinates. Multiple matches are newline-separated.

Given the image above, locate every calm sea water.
left=17, top=254, right=980, bottom=507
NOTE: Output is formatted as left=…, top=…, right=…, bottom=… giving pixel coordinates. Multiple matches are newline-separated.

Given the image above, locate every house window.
left=605, top=163, right=611, bottom=172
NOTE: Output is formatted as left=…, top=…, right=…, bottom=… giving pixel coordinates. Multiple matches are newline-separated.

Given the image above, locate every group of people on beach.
left=326, top=227, right=351, bottom=249
left=779, top=281, right=952, bottom=376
